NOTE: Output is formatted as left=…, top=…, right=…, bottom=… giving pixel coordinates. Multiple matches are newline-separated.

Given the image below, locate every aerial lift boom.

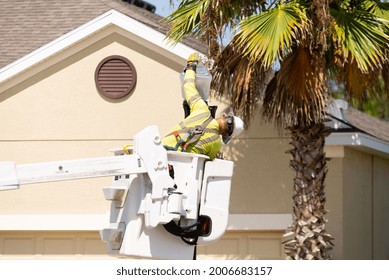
left=0, top=125, right=234, bottom=259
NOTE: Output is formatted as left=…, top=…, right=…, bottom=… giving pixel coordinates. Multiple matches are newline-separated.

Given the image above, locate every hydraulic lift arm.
left=0, top=155, right=146, bottom=191
left=0, top=126, right=234, bottom=259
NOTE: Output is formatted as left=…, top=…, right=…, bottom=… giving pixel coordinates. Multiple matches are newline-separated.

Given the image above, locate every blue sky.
left=146, top=0, right=179, bottom=17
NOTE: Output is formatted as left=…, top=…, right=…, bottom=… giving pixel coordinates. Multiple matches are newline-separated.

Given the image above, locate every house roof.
left=0, top=0, right=205, bottom=70
left=342, top=107, right=389, bottom=143
left=327, top=99, right=389, bottom=158
left=328, top=99, right=389, bottom=143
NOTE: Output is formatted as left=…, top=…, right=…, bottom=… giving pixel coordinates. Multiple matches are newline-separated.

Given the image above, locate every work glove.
left=185, top=52, right=200, bottom=72
left=187, top=52, right=200, bottom=65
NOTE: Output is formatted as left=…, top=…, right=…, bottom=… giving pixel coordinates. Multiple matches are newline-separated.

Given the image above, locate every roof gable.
left=0, top=8, right=200, bottom=85
left=0, top=0, right=143, bottom=68
left=0, top=0, right=206, bottom=85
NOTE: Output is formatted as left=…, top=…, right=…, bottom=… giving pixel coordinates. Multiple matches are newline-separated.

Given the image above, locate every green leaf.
left=164, top=0, right=210, bottom=44
left=365, top=0, right=389, bottom=21
left=331, top=6, right=389, bottom=72
left=235, top=2, right=308, bottom=69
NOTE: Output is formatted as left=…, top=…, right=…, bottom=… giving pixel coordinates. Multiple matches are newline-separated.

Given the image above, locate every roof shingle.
left=0, top=0, right=206, bottom=69
left=343, top=107, right=389, bottom=143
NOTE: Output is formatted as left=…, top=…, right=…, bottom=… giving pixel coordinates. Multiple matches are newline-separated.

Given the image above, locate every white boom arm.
left=0, top=126, right=234, bottom=259
left=0, top=155, right=146, bottom=191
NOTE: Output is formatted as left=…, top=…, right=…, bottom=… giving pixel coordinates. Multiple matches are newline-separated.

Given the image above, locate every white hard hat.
left=222, top=113, right=245, bottom=144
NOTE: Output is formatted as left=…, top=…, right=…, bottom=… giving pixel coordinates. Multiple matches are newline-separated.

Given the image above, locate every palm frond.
left=164, top=0, right=264, bottom=58
left=343, top=58, right=380, bottom=100
left=164, top=0, right=210, bottom=44
left=211, top=39, right=272, bottom=125
left=365, top=0, right=389, bottom=22
left=331, top=5, right=389, bottom=72
left=236, top=1, right=309, bottom=69
left=211, top=0, right=266, bottom=22
left=262, top=47, right=328, bottom=128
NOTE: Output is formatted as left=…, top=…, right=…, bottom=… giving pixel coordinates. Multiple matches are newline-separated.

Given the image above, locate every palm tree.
left=165, top=0, right=389, bottom=259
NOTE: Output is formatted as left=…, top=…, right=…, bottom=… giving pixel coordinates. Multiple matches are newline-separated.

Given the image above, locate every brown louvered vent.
left=95, top=55, right=137, bottom=99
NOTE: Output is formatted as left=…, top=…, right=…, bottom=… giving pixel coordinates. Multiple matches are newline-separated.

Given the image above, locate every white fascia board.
left=0, top=9, right=195, bottom=84
left=0, top=213, right=292, bottom=231
left=326, top=132, right=389, bottom=157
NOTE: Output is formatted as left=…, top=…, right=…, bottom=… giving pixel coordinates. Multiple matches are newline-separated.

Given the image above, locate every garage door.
left=0, top=230, right=285, bottom=259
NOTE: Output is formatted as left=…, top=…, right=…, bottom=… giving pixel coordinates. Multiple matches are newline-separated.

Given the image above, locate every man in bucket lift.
left=161, top=53, right=244, bottom=249
left=162, top=53, right=244, bottom=159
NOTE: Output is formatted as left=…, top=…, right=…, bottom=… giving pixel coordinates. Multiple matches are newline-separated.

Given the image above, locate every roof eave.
left=326, top=132, right=389, bottom=159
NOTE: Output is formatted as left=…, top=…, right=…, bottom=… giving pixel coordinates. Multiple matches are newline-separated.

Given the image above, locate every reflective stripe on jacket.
left=162, top=70, right=222, bottom=160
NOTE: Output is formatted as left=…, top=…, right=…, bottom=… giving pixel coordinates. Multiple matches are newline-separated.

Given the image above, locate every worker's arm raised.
left=183, top=70, right=209, bottom=113
left=183, top=53, right=209, bottom=113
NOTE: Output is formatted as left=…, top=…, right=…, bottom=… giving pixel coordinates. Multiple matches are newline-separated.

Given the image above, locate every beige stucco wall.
left=0, top=29, right=185, bottom=215
left=372, top=156, right=389, bottom=259
left=224, top=115, right=293, bottom=214
left=324, top=150, right=344, bottom=260
left=343, top=148, right=373, bottom=259
left=325, top=147, right=389, bottom=260
left=0, top=32, right=183, bottom=141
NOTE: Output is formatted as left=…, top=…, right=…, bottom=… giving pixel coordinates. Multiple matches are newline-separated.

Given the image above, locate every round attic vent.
left=95, top=55, right=137, bottom=99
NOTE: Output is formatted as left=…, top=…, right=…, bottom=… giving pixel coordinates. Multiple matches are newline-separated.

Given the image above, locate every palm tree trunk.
left=283, top=122, right=334, bottom=260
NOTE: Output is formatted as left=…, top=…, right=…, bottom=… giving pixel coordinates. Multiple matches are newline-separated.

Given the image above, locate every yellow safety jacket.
left=162, top=70, right=222, bottom=160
